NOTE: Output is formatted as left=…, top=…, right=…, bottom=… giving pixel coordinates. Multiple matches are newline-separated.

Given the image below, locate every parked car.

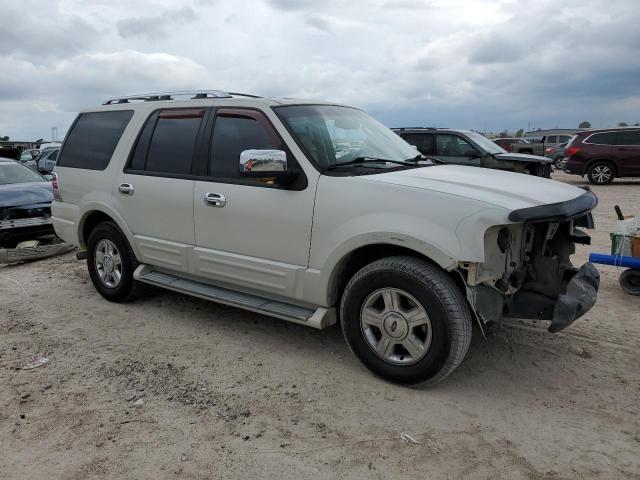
left=563, top=128, right=640, bottom=184
left=545, top=140, right=570, bottom=169
left=37, top=148, right=60, bottom=174
left=52, top=90, right=599, bottom=385
left=512, top=134, right=574, bottom=156
left=0, top=157, right=54, bottom=248
left=492, top=137, right=529, bottom=152
left=393, top=128, right=552, bottom=177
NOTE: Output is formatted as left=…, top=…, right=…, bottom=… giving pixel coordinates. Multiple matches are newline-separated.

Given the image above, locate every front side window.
left=275, top=105, right=424, bottom=170
left=618, top=130, right=640, bottom=145
left=435, top=134, right=472, bottom=156
left=129, top=109, right=205, bottom=175
left=58, top=110, right=133, bottom=170
left=210, top=109, right=285, bottom=178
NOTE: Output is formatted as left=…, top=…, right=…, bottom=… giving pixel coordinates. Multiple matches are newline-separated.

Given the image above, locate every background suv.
left=393, top=128, right=552, bottom=177
left=564, top=128, right=640, bottom=184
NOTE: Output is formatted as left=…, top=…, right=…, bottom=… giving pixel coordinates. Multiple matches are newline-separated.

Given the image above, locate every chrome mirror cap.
left=240, top=149, right=287, bottom=173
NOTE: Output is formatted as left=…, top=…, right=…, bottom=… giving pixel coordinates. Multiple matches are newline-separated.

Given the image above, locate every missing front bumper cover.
left=548, top=262, right=599, bottom=333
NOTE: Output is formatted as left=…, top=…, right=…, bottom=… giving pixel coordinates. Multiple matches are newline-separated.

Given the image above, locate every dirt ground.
left=1, top=172, right=639, bottom=479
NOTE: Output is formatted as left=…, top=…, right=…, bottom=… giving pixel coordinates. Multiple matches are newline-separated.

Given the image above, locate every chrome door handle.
left=118, top=183, right=134, bottom=196
left=204, top=192, right=226, bottom=207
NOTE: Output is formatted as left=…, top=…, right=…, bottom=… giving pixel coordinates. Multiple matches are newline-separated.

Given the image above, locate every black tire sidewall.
left=341, top=267, right=451, bottom=384
left=588, top=162, right=615, bottom=185
left=87, top=222, right=136, bottom=302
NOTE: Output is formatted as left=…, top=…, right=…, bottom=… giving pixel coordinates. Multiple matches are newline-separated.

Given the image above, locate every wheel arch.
left=585, top=157, right=618, bottom=176
left=78, top=204, right=141, bottom=259
left=325, top=241, right=459, bottom=308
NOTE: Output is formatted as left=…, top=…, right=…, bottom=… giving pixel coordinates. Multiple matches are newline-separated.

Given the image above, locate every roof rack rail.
left=102, top=90, right=261, bottom=105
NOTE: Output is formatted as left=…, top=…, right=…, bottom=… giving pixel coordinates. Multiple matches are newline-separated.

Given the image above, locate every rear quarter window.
left=57, top=110, right=133, bottom=170
left=585, top=132, right=617, bottom=145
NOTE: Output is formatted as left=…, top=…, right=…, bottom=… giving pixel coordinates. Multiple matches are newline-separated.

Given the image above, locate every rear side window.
left=58, top=110, right=133, bottom=170
left=618, top=130, right=640, bottom=145
left=129, top=108, right=205, bottom=175
left=546, top=136, right=558, bottom=143
left=585, top=132, right=617, bottom=145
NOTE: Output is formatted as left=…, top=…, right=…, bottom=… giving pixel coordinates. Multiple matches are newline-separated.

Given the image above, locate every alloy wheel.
left=360, top=288, right=432, bottom=365
left=95, top=239, right=123, bottom=288
left=591, top=165, right=612, bottom=184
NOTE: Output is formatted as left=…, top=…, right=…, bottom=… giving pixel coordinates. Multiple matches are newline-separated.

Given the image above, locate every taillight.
left=52, top=172, right=62, bottom=201
left=566, top=146, right=581, bottom=157
left=545, top=147, right=553, bottom=154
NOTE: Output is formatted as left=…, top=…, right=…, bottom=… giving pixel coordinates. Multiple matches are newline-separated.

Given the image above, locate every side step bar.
left=133, top=265, right=335, bottom=329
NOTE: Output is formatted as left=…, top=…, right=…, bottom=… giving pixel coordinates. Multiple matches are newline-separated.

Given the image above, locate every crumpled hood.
left=494, top=152, right=552, bottom=164
left=361, top=164, right=585, bottom=211
left=0, top=182, right=53, bottom=208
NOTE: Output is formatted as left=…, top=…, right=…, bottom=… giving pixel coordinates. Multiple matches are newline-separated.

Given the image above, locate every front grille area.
left=0, top=216, right=52, bottom=230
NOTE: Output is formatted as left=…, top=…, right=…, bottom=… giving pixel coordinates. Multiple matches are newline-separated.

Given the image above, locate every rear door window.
left=586, top=132, right=617, bottom=145
left=129, top=108, right=205, bottom=175
left=403, top=133, right=435, bottom=155
left=58, top=110, right=133, bottom=170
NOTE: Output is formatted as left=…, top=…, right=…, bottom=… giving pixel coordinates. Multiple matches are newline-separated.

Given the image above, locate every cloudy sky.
left=1, top=0, right=639, bottom=140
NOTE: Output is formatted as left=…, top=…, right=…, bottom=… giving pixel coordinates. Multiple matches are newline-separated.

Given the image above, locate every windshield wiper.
left=404, top=154, right=445, bottom=165
left=326, top=156, right=412, bottom=170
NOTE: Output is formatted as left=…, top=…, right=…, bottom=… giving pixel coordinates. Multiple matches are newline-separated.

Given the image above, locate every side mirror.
left=239, top=149, right=297, bottom=184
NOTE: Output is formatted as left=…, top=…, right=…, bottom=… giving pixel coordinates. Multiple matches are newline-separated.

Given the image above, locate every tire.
left=554, top=157, right=563, bottom=169
left=86, top=221, right=146, bottom=302
left=619, top=269, right=640, bottom=296
left=339, top=256, right=472, bottom=386
left=587, top=161, right=615, bottom=185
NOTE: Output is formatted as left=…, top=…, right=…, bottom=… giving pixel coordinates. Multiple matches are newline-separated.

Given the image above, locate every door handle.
left=204, top=192, right=226, bottom=207
left=118, top=183, right=134, bottom=196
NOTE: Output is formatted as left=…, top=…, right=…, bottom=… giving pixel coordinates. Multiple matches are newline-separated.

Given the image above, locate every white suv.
left=52, top=90, right=599, bottom=385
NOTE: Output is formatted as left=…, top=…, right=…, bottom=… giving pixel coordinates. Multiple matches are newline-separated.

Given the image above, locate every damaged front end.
left=460, top=190, right=599, bottom=333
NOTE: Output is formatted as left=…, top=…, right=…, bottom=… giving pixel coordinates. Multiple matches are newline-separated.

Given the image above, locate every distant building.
left=0, top=140, right=59, bottom=150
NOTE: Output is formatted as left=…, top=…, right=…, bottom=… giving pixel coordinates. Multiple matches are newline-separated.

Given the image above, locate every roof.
left=573, top=126, right=640, bottom=136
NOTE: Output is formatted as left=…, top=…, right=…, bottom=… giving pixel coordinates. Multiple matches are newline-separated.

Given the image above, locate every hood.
left=494, top=152, right=552, bottom=164
left=361, top=164, right=585, bottom=211
left=0, top=182, right=53, bottom=208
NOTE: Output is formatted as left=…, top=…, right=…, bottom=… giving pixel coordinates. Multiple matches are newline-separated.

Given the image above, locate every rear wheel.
left=87, top=222, right=146, bottom=302
left=339, top=256, right=472, bottom=386
left=587, top=161, right=615, bottom=185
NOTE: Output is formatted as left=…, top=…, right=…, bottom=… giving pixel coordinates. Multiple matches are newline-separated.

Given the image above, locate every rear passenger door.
left=615, top=130, right=640, bottom=175
left=113, top=108, right=206, bottom=273
left=191, top=107, right=317, bottom=300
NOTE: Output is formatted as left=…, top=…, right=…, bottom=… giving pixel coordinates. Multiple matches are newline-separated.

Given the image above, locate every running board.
left=134, top=265, right=335, bottom=329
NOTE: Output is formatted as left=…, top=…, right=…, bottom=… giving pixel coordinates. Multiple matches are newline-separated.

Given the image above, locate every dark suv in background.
left=564, top=128, right=640, bottom=184
left=393, top=128, right=551, bottom=177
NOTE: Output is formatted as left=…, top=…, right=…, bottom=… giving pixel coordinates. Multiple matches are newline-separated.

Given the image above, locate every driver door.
left=435, top=134, right=480, bottom=166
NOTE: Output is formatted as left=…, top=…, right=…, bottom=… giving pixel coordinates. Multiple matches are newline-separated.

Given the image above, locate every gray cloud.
left=117, top=7, right=198, bottom=39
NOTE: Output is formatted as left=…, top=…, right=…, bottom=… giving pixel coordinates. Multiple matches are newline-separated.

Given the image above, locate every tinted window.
left=586, top=132, right=617, bottom=145
left=402, top=133, right=435, bottom=155
left=58, top=110, right=133, bottom=170
left=618, top=130, right=640, bottom=145
left=546, top=136, right=558, bottom=143
left=210, top=110, right=284, bottom=178
left=130, top=109, right=204, bottom=175
left=435, top=134, right=472, bottom=156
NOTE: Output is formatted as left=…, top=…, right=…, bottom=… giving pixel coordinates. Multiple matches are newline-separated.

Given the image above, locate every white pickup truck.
left=52, top=91, right=599, bottom=385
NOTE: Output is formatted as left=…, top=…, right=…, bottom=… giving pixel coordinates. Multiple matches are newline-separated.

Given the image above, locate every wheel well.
left=81, top=211, right=114, bottom=247
left=328, top=244, right=459, bottom=307
left=586, top=158, right=617, bottom=175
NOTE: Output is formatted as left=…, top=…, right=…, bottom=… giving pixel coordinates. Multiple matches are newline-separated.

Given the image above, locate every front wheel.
left=587, top=161, right=615, bottom=185
left=339, top=256, right=472, bottom=386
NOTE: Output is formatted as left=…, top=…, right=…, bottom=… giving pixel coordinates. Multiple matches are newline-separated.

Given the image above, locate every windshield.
left=465, top=131, right=507, bottom=154
left=0, top=161, right=45, bottom=185
left=275, top=105, right=424, bottom=169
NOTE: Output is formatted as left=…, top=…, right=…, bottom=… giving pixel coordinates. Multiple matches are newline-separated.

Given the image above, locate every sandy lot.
left=1, top=172, right=639, bottom=479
